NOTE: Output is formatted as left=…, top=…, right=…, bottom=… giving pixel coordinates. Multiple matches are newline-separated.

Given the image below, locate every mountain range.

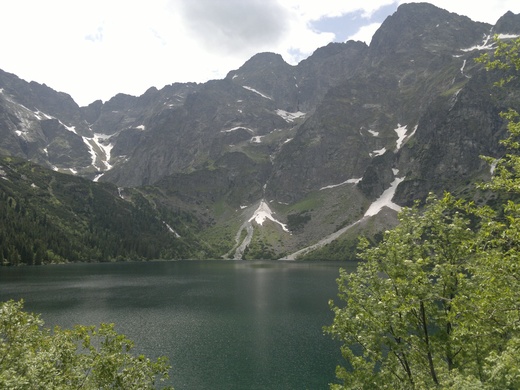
left=1, top=2, right=520, bottom=263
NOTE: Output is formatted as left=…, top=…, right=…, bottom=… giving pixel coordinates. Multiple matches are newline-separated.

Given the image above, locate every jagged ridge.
left=1, top=3, right=520, bottom=260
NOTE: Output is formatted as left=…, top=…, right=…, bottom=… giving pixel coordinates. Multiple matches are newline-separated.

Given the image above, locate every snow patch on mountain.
left=79, top=132, right=113, bottom=173
left=370, top=147, right=386, bottom=157
left=408, top=125, right=418, bottom=141
left=394, top=124, right=418, bottom=151
left=281, top=218, right=365, bottom=260
left=61, top=122, right=77, bottom=134
left=33, top=110, right=53, bottom=120
left=285, top=170, right=405, bottom=259
left=461, top=33, right=519, bottom=52
left=92, top=133, right=114, bottom=170
left=320, top=178, right=362, bottom=191
left=364, top=175, right=405, bottom=217
left=1, top=97, right=44, bottom=138
left=221, top=126, right=254, bottom=133
left=164, top=222, right=181, bottom=238
left=82, top=137, right=99, bottom=169
left=497, top=34, right=520, bottom=39
left=251, top=136, right=264, bottom=143
left=0, top=166, right=6, bottom=178
left=249, top=200, right=289, bottom=232
left=460, top=59, right=468, bottom=77
left=395, top=124, right=408, bottom=150
left=242, top=86, right=272, bottom=100
left=490, top=158, right=499, bottom=175
left=275, top=109, right=305, bottom=123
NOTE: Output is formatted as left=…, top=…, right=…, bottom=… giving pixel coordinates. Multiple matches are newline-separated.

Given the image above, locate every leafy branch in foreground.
left=326, top=194, right=485, bottom=389
left=477, top=35, right=520, bottom=86
left=326, top=36, right=520, bottom=389
left=326, top=192, right=520, bottom=389
left=0, top=300, right=173, bottom=389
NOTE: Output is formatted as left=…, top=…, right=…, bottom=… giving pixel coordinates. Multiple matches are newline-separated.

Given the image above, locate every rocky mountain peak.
left=494, top=11, right=520, bottom=34
left=1, top=2, right=519, bottom=260
left=370, top=2, right=490, bottom=58
left=227, top=52, right=289, bottom=78
left=306, top=41, right=367, bottom=61
left=0, top=69, right=82, bottom=127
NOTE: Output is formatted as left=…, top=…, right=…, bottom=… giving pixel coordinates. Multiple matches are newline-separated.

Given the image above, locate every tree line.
left=0, top=157, right=213, bottom=265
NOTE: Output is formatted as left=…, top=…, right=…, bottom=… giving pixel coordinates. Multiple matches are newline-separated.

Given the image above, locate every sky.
left=1, top=0, right=519, bottom=106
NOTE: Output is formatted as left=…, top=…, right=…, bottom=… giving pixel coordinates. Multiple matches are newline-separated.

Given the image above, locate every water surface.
left=0, top=260, right=356, bottom=389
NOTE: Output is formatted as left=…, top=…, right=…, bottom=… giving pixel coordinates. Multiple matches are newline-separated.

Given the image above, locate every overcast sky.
left=1, top=0, right=519, bottom=106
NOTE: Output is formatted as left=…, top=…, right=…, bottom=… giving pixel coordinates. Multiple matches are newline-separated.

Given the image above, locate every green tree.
left=326, top=194, right=483, bottom=389
left=0, top=300, right=173, bottom=389
left=326, top=36, right=520, bottom=389
left=478, top=35, right=520, bottom=87
left=467, top=43, right=520, bottom=387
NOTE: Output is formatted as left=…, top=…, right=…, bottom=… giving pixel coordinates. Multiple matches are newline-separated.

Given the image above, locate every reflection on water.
left=0, top=260, right=357, bottom=390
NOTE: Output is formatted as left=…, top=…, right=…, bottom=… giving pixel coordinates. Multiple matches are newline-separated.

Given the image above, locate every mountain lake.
left=0, top=260, right=357, bottom=389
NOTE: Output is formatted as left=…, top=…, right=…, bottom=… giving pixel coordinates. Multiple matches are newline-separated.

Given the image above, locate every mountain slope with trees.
left=0, top=156, right=214, bottom=264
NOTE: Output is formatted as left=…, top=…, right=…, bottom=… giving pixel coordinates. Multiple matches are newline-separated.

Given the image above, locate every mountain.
left=1, top=2, right=520, bottom=261
left=0, top=155, right=217, bottom=264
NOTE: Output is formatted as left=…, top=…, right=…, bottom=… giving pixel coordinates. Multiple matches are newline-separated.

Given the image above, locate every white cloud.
left=0, top=1, right=518, bottom=106
left=347, top=23, right=383, bottom=44
left=176, top=0, right=289, bottom=55
left=279, top=0, right=396, bottom=20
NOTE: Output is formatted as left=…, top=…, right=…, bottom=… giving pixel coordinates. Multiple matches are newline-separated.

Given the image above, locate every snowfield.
left=249, top=200, right=290, bottom=232
left=275, top=109, right=305, bottom=123
left=242, top=86, right=272, bottom=100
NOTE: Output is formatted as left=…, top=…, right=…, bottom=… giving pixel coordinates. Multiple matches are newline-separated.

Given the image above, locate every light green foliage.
left=478, top=36, right=520, bottom=87
left=326, top=194, right=482, bottom=389
left=327, top=192, right=520, bottom=389
left=481, top=108, right=520, bottom=193
left=0, top=300, right=173, bottom=390
left=474, top=38, right=520, bottom=370
left=327, top=36, right=520, bottom=389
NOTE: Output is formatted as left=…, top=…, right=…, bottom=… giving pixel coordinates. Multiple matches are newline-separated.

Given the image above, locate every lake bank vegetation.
left=327, top=36, right=520, bottom=389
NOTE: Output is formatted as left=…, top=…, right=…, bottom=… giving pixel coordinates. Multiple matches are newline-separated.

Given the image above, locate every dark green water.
left=0, top=260, right=356, bottom=389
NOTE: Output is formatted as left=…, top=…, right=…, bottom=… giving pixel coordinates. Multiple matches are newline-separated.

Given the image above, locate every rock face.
left=1, top=3, right=519, bottom=259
